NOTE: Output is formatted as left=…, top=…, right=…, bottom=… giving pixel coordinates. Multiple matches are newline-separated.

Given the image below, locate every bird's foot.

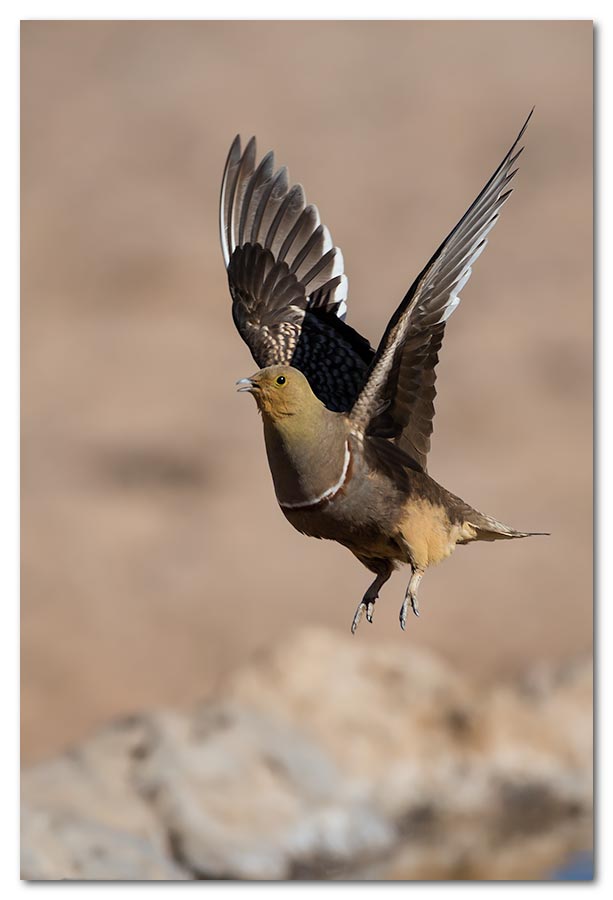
left=399, top=568, right=424, bottom=631
left=351, top=599, right=376, bottom=634
left=399, top=590, right=419, bottom=631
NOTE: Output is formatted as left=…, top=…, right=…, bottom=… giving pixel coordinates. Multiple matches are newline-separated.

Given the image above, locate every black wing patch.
left=292, top=308, right=374, bottom=413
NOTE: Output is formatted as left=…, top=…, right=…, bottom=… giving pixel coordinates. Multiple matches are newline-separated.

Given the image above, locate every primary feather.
left=349, top=110, right=533, bottom=471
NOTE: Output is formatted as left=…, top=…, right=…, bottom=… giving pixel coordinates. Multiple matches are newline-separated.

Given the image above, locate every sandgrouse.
left=220, top=111, right=546, bottom=633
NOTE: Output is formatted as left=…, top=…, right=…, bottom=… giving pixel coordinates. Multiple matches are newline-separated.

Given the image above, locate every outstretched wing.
left=220, top=136, right=374, bottom=412
left=349, top=110, right=533, bottom=471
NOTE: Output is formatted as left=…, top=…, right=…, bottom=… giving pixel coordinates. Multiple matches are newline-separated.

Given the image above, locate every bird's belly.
left=281, top=483, right=410, bottom=562
left=398, top=497, right=463, bottom=569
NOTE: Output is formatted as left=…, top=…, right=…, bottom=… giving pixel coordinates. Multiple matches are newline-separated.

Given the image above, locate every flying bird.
left=220, top=111, right=545, bottom=633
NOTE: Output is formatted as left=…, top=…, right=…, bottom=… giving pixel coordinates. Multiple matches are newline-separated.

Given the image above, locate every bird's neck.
left=262, top=407, right=351, bottom=509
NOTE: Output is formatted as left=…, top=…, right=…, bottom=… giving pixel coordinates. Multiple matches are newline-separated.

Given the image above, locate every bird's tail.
left=468, top=511, right=549, bottom=542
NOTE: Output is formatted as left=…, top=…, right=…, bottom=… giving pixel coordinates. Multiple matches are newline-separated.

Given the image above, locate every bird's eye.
left=276, top=375, right=286, bottom=385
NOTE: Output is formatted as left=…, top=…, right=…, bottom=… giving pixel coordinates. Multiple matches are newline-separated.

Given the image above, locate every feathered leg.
left=351, top=559, right=393, bottom=634
left=399, top=566, right=424, bottom=631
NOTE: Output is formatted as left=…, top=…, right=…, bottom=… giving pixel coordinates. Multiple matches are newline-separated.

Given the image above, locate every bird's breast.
left=262, top=415, right=351, bottom=510
left=276, top=439, right=352, bottom=511
left=277, top=440, right=411, bottom=558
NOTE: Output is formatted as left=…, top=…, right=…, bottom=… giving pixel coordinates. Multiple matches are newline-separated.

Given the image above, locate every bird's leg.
left=399, top=566, right=424, bottom=631
left=351, top=564, right=392, bottom=634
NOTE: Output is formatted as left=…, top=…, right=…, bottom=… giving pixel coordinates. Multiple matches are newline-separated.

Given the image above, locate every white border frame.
left=5, top=3, right=606, bottom=896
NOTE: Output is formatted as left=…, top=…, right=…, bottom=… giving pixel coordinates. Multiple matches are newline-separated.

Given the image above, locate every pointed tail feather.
left=468, top=512, right=549, bottom=542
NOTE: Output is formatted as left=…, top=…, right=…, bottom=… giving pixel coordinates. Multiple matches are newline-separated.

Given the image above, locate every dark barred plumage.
left=220, top=136, right=373, bottom=412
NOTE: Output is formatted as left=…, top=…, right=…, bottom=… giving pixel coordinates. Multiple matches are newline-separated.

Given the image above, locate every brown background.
left=21, top=20, right=592, bottom=763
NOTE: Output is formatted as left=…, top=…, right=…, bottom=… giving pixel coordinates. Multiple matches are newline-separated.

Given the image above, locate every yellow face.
left=236, top=365, right=316, bottom=419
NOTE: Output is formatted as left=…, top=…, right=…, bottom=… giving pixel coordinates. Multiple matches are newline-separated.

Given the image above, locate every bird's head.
left=236, top=365, right=322, bottom=422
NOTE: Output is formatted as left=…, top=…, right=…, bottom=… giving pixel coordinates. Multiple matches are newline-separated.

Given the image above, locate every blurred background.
left=21, top=19, right=591, bottom=776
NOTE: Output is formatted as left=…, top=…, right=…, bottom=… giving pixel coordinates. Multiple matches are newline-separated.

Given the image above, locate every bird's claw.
left=351, top=600, right=375, bottom=634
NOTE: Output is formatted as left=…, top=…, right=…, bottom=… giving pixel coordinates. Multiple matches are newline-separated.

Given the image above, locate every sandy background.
left=21, top=20, right=592, bottom=763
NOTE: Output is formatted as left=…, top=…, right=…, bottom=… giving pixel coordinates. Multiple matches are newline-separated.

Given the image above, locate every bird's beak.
left=236, top=377, right=257, bottom=394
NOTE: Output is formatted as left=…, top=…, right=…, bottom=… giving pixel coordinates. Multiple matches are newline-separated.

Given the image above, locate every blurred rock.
left=135, top=705, right=392, bottom=879
left=20, top=807, right=189, bottom=881
left=21, top=629, right=592, bottom=881
left=20, top=716, right=189, bottom=880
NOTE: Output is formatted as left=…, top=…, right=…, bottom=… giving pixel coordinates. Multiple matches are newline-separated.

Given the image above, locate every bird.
left=220, top=110, right=546, bottom=633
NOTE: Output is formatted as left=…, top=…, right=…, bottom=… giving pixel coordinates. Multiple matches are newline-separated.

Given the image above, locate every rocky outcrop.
left=21, top=628, right=593, bottom=881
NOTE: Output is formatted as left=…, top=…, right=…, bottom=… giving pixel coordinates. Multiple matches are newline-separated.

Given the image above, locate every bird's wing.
left=349, top=111, right=533, bottom=471
left=220, top=136, right=374, bottom=412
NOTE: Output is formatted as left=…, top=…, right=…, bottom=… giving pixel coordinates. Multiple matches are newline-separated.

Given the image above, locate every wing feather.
left=350, top=111, right=533, bottom=471
left=220, top=136, right=374, bottom=410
